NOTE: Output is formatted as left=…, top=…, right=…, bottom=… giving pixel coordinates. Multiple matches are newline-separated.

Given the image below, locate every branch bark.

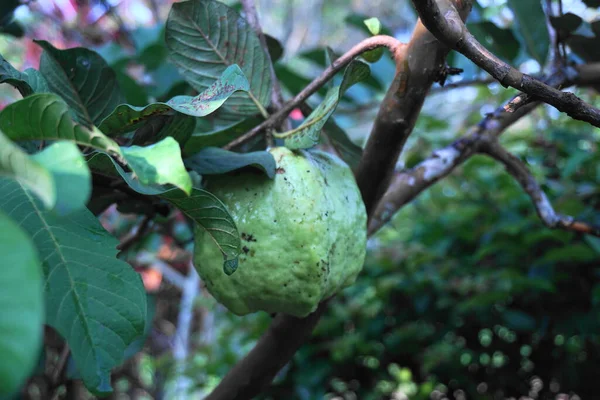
left=412, top=0, right=600, bottom=128
left=369, top=62, right=600, bottom=235
left=481, top=141, right=600, bottom=237
left=368, top=65, right=578, bottom=235
left=355, top=1, right=473, bottom=214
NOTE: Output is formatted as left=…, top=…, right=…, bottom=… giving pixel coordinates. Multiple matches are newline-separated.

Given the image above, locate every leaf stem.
left=223, top=35, right=403, bottom=150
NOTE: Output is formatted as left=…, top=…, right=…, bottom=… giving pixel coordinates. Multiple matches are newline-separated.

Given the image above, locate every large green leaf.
left=0, top=93, right=122, bottom=157
left=279, top=60, right=370, bottom=150
left=0, top=132, right=90, bottom=213
left=0, top=179, right=147, bottom=395
left=36, top=40, right=125, bottom=127
left=323, top=119, right=362, bottom=170
left=506, top=0, right=549, bottom=65
left=0, top=210, right=43, bottom=397
left=87, top=152, right=168, bottom=196
left=98, top=64, right=249, bottom=137
left=185, top=147, right=276, bottom=178
left=130, top=113, right=195, bottom=147
left=0, top=54, right=49, bottom=97
left=165, top=0, right=272, bottom=117
left=0, top=131, right=53, bottom=208
left=161, top=187, right=241, bottom=274
left=121, top=137, right=193, bottom=195
left=184, top=117, right=262, bottom=155
left=31, top=141, right=91, bottom=214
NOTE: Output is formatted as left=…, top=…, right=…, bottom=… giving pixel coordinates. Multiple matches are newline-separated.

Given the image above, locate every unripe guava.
left=193, top=147, right=367, bottom=317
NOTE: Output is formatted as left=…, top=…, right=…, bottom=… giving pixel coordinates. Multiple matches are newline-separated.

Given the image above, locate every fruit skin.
left=193, top=146, right=367, bottom=317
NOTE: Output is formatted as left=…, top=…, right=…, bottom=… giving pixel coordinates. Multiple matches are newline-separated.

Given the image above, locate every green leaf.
left=185, top=147, right=276, bottom=178
left=30, top=141, right=91, bottom=214
left=0, top=132, right=91, bottom=214
left=0, top=179, right=147, bottom=395
left=98, top=64, right=250, bottom=137
left=0, top=54, right=49, bottom=97
left=0, top=211, right=43, bottom=397
left=36, top=40, right=125, bottom=127
left=275, top=64, right=328, bottom=98
left=549, top=13, right=583, bottom=36
left=280, top=60, right=370, bottom=150
left=265, top=34, right=284, bottom=63
left=323, top=120, right=362, bottom=170
left=131, top=113, right=195, bottom=147
left=0, top=131, right=54, bottom=208
left=161, top=187, right=241, bottom=267
left=364, top=17, right=381, bottom=35
left=183, top=117, right=262, bottom=155
left=87, top=152, right=167, bottom=196
left=165, top=0, right=272, bottom=117
left=121, top=137, right=192, bottom=195
left=0, top=93, right=122, bottom=157
left=506, top=0, right=549, bottom=65
left=345, top=13, right=392, bottom=36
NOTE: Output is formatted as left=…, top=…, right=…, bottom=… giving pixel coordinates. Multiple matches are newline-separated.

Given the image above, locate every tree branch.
left=480, top=141, right=600, bottom=237
left=223, top=35, right=403, bottom=150
left=368, top=61, right=600, bottom=235
left=412, top=0, right=600, bottom=128
left=207, top=4, right=471, bottom=399
left=355, top=0, right=473, bottom=215
left=368, top=64, right=580, bottom=235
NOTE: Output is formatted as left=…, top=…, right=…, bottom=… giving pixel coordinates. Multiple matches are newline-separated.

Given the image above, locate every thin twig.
left=368, top=66, right=573, bottom=235
left=116, top=215, right=153, bottom=252
left=223, top=35, right=403, bottom=150
left=481, top=141, right=600, bottom=236
left=412, top=0, right=600, bottom=128
left=51, top=345, right=70, bottom=385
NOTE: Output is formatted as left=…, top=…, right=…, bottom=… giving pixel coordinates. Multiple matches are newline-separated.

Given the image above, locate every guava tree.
left=1, top=0, right=600, bottom=398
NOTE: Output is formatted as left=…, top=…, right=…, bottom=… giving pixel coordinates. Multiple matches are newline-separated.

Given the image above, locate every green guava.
left=193, top=146, right=367, bottom=318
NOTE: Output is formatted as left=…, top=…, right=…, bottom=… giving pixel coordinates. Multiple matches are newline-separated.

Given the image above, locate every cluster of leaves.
left=0, top=0, right=385, bottom=395
left=2, top=0, right=600, bottom=398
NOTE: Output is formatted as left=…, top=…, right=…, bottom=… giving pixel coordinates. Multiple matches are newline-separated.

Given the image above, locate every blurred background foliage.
left=3, top=0, right=600, bottom=399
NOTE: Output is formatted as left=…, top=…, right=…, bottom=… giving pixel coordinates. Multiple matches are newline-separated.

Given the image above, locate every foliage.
left=0, top=0, right=599, bottom=399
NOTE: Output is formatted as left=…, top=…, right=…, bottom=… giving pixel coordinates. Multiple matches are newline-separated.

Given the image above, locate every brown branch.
left=481, top=141, right=600, bottom=237
left=368, top=90, right=537, bottom=235
left=412, top=0, right=600, bottom=128
left=223, top=35, right=403, bottom=150
left=207, top=4, right=471, bottom=399
left=355, top=1, right=473, bottom=215
left=367, top=64, right=580, bottom=235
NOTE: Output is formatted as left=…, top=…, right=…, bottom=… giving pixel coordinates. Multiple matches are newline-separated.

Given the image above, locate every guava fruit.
left=193, top=146, right=367, bottom=317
